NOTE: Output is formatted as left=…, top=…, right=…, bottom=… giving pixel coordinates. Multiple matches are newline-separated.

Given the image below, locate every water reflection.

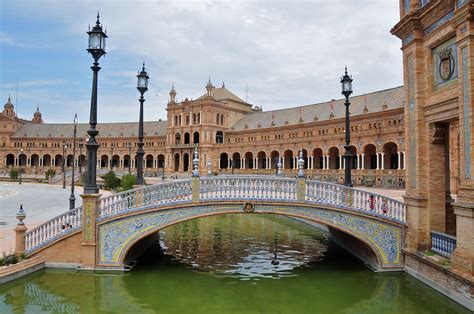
left=158, top=214, right=328, bottom=279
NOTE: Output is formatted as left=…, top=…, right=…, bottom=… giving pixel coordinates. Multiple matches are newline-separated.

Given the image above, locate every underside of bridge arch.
left=97, top=203, right=403, bottom=272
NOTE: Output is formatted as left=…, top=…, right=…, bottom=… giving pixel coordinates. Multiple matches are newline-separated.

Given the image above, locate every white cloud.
left=2, top=0, right=403, bottom=123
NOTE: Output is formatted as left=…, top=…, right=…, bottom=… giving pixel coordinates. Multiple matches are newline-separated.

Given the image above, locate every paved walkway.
left=0, top=183, right=111, bottom=254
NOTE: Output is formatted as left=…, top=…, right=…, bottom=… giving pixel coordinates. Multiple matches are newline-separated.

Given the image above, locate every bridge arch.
left=97, top=202, right=403, bottom=271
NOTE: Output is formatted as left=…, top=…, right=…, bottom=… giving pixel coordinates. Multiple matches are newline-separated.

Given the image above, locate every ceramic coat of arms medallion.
left=243, top=202, right=254, bottom=213
left=439, top=48, right=454, bottom=81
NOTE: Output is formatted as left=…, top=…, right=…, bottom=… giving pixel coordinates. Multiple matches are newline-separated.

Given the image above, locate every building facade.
left=0, top=82, right=409, bottom=187
left=392, top=0, right=473, bottom=276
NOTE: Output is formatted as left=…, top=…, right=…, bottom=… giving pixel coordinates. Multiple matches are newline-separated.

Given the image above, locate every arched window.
left=184, top=132, right=190, bottom=144
left=193, top=131, right=200, bottom=144
left=175, top=133, right=181, bottom=145
left=220, top=114, right=224, bottom=125
left=216, top=131, right=224, bottom=144
left=216, top=113, right=220, bottom=125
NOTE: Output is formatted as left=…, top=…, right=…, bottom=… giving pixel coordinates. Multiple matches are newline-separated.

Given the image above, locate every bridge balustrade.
left=431, top=231, right=456, bottom=257
left=25, top=206, right=82, bottom=253
left=23, top=176, right=406, bottom=255
left=99, top=180, right=193, bottom=219
left=200, top=176, right=296, bottom=201
left=305, top=181, right=406, bottom=223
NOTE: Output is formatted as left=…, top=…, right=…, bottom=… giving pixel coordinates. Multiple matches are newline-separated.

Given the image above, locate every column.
left=339, top=155, right=343, bottom=169
left=241, top=158, right=244, bottom=169
left=218, top=158, right=221, bottom=169
left=403, top=152, right=406, bottom=170
left=254, top=158, right=257, bottom=169
left=376, top=153, right=380, bottom=170
left=381, top=152, right=385, bottom=170
left=81, top=193, right=101, bottom=268
left=294, top=156, right=297, bottom=169
left=397, top=151, right=401, bottom=170
left=361, top=153, right=365, bottom=170
left=322, top=156, right=326, bottom=169
left=282, top=157, right=285, bottom=169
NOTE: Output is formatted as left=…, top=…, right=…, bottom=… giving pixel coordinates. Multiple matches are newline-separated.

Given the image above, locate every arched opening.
left=348, top=146, right=358, bottom=169
left=6, top=154, right=14, bottom=166
left=364, top=144, right=377, bottom=169
left=216, top=131, right=224, bottom=144
left=283, top=150, right=293, bottom=169
left=301, top=149, right=308, bottom=169
left=66, top=154, right=74, bottom=167
left=54, top=154, right=63, bottom=167
left=184, top=132, right=190, bottom=145
left=175, top=133, right=181, bottom=145
left=30, top=154, right=40, bottom=167
left=183, top=153, right=190, bottom=172
left=193, top=131, right=200, bottom=144
left=220, top=153, right=229, bottom=169
left=19, top=154, right=27, bottom=167
left=100, top=155, right=109, bottom=168
left=119, top=210, right=386, bottom=273
left=328, top=147, right=340, bottom=169
left=157, top=154, right=165, bottom=168
left=78, top=154, right=86, bottom=168
left=174, top=153, right=180, bottom=172
left=244, top=152, right=253, bottom=169
left=146, top=154, right=154, bottom=168
left=383, top=142, right=398, bottom=169
left=42, top=154, right=52, bottom=167
left=112, top=155, right=120, bottom=168
left=123, top=155, right=131, bottom=169
left=257, top=151, right=266, bottom=169
left=313, top=148, right=323, bottom=169
left=270, top=151, right=279, bottom=169
left=232, top=152, right=241, bottom=169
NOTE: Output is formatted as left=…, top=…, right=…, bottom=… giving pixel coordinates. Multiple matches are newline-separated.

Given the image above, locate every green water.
left=0, top=214, right=469, bottom=313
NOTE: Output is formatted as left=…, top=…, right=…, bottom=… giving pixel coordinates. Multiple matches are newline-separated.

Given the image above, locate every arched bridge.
left=22, top=176, right=406, bottom=271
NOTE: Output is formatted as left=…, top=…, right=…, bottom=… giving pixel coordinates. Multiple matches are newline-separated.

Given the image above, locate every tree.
left=45, top=168, right=56, bottom=179
left=121, top=174, right=137, bottom=191
left=9, top=168, right=19, bottom=180
left=102, top=171, right=120, bottom=190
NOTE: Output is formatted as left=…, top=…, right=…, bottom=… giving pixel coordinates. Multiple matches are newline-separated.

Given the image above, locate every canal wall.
left=0, top=256, right=45, bottom=284
left=404, top=251, right=474, bottom=311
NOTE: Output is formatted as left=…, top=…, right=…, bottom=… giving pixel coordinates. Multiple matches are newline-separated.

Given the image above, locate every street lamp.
left=62, top=141, right=67, bottom=189
left=127, top=143, right=132, bottom=173
left=85, top=12, right=107, bottom=194
left=341, top=66, right=353, bottom=187
left=135, top=62, right=149, bottom=185
left=69, top=114, right=77, bottom=209
left=78, top=138, right=83, bottom=174
left=19, top=148, right=23, bottom=185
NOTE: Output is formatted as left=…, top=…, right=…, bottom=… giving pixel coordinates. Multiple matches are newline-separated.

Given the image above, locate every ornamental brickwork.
left=0, top=83, right=409, bottom=188
left=392, top=0, right=474, bottom=277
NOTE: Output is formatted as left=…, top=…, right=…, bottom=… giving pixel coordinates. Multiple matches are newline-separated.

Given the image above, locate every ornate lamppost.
left=62, top=142, right=67, bottom=189
left=19, top=148, right=23, bottom=185
left=85, top=13, right=107, bottom=194
left=78, top=137, right=83, bottom=174
left=69, top=114, right=77, bottom=209
left=135, top=62, right=149, bottom=185
left=127, top=143, right=132, bottom=173
left=341, top=66, right=353, bottom=187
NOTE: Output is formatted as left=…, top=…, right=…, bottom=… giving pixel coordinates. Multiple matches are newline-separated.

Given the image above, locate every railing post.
left=14, top=204, right=27, bottom=255
left=80, top=193, right=101, bottom=269
left=297, top=149, right=305, bottom=201
left=192, top=148, right=200, bottom=202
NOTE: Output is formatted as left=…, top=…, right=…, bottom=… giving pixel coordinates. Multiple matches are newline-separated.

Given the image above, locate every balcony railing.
left=170, top=143, right=198, bottom=149
left=431, top=231, right=456, bottom=257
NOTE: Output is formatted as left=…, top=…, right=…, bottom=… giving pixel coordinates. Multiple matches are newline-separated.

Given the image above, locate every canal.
left=0, top=214, right=469, bottom=313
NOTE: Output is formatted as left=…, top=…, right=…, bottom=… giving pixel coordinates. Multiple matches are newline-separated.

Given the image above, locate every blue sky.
left=0, top=0, right=403, bottom=123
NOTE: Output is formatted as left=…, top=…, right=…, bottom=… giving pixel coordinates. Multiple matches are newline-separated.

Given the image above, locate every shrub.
left=121, top=174, right=137, bottom=191
left=102, top=171, right=121, bottom=190
left=0, top=252, right=20, bottom=266
left=45, top=168, right=56, bottom=179
left=9, top=168, right=19, bottom=180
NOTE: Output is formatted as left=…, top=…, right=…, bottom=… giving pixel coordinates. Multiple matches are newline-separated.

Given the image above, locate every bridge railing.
left=99, top=179, right=193, bottom=219
left=431, top=231, right=456, bottom=257
left=305, top=180, right=406, bottom=223
left=200, top=175, right=297, bottom=201
left=25, top=206, right=82, bottom=253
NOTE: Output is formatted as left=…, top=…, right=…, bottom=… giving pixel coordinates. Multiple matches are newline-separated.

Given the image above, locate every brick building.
left=0, top=82, right=409, bottom=187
